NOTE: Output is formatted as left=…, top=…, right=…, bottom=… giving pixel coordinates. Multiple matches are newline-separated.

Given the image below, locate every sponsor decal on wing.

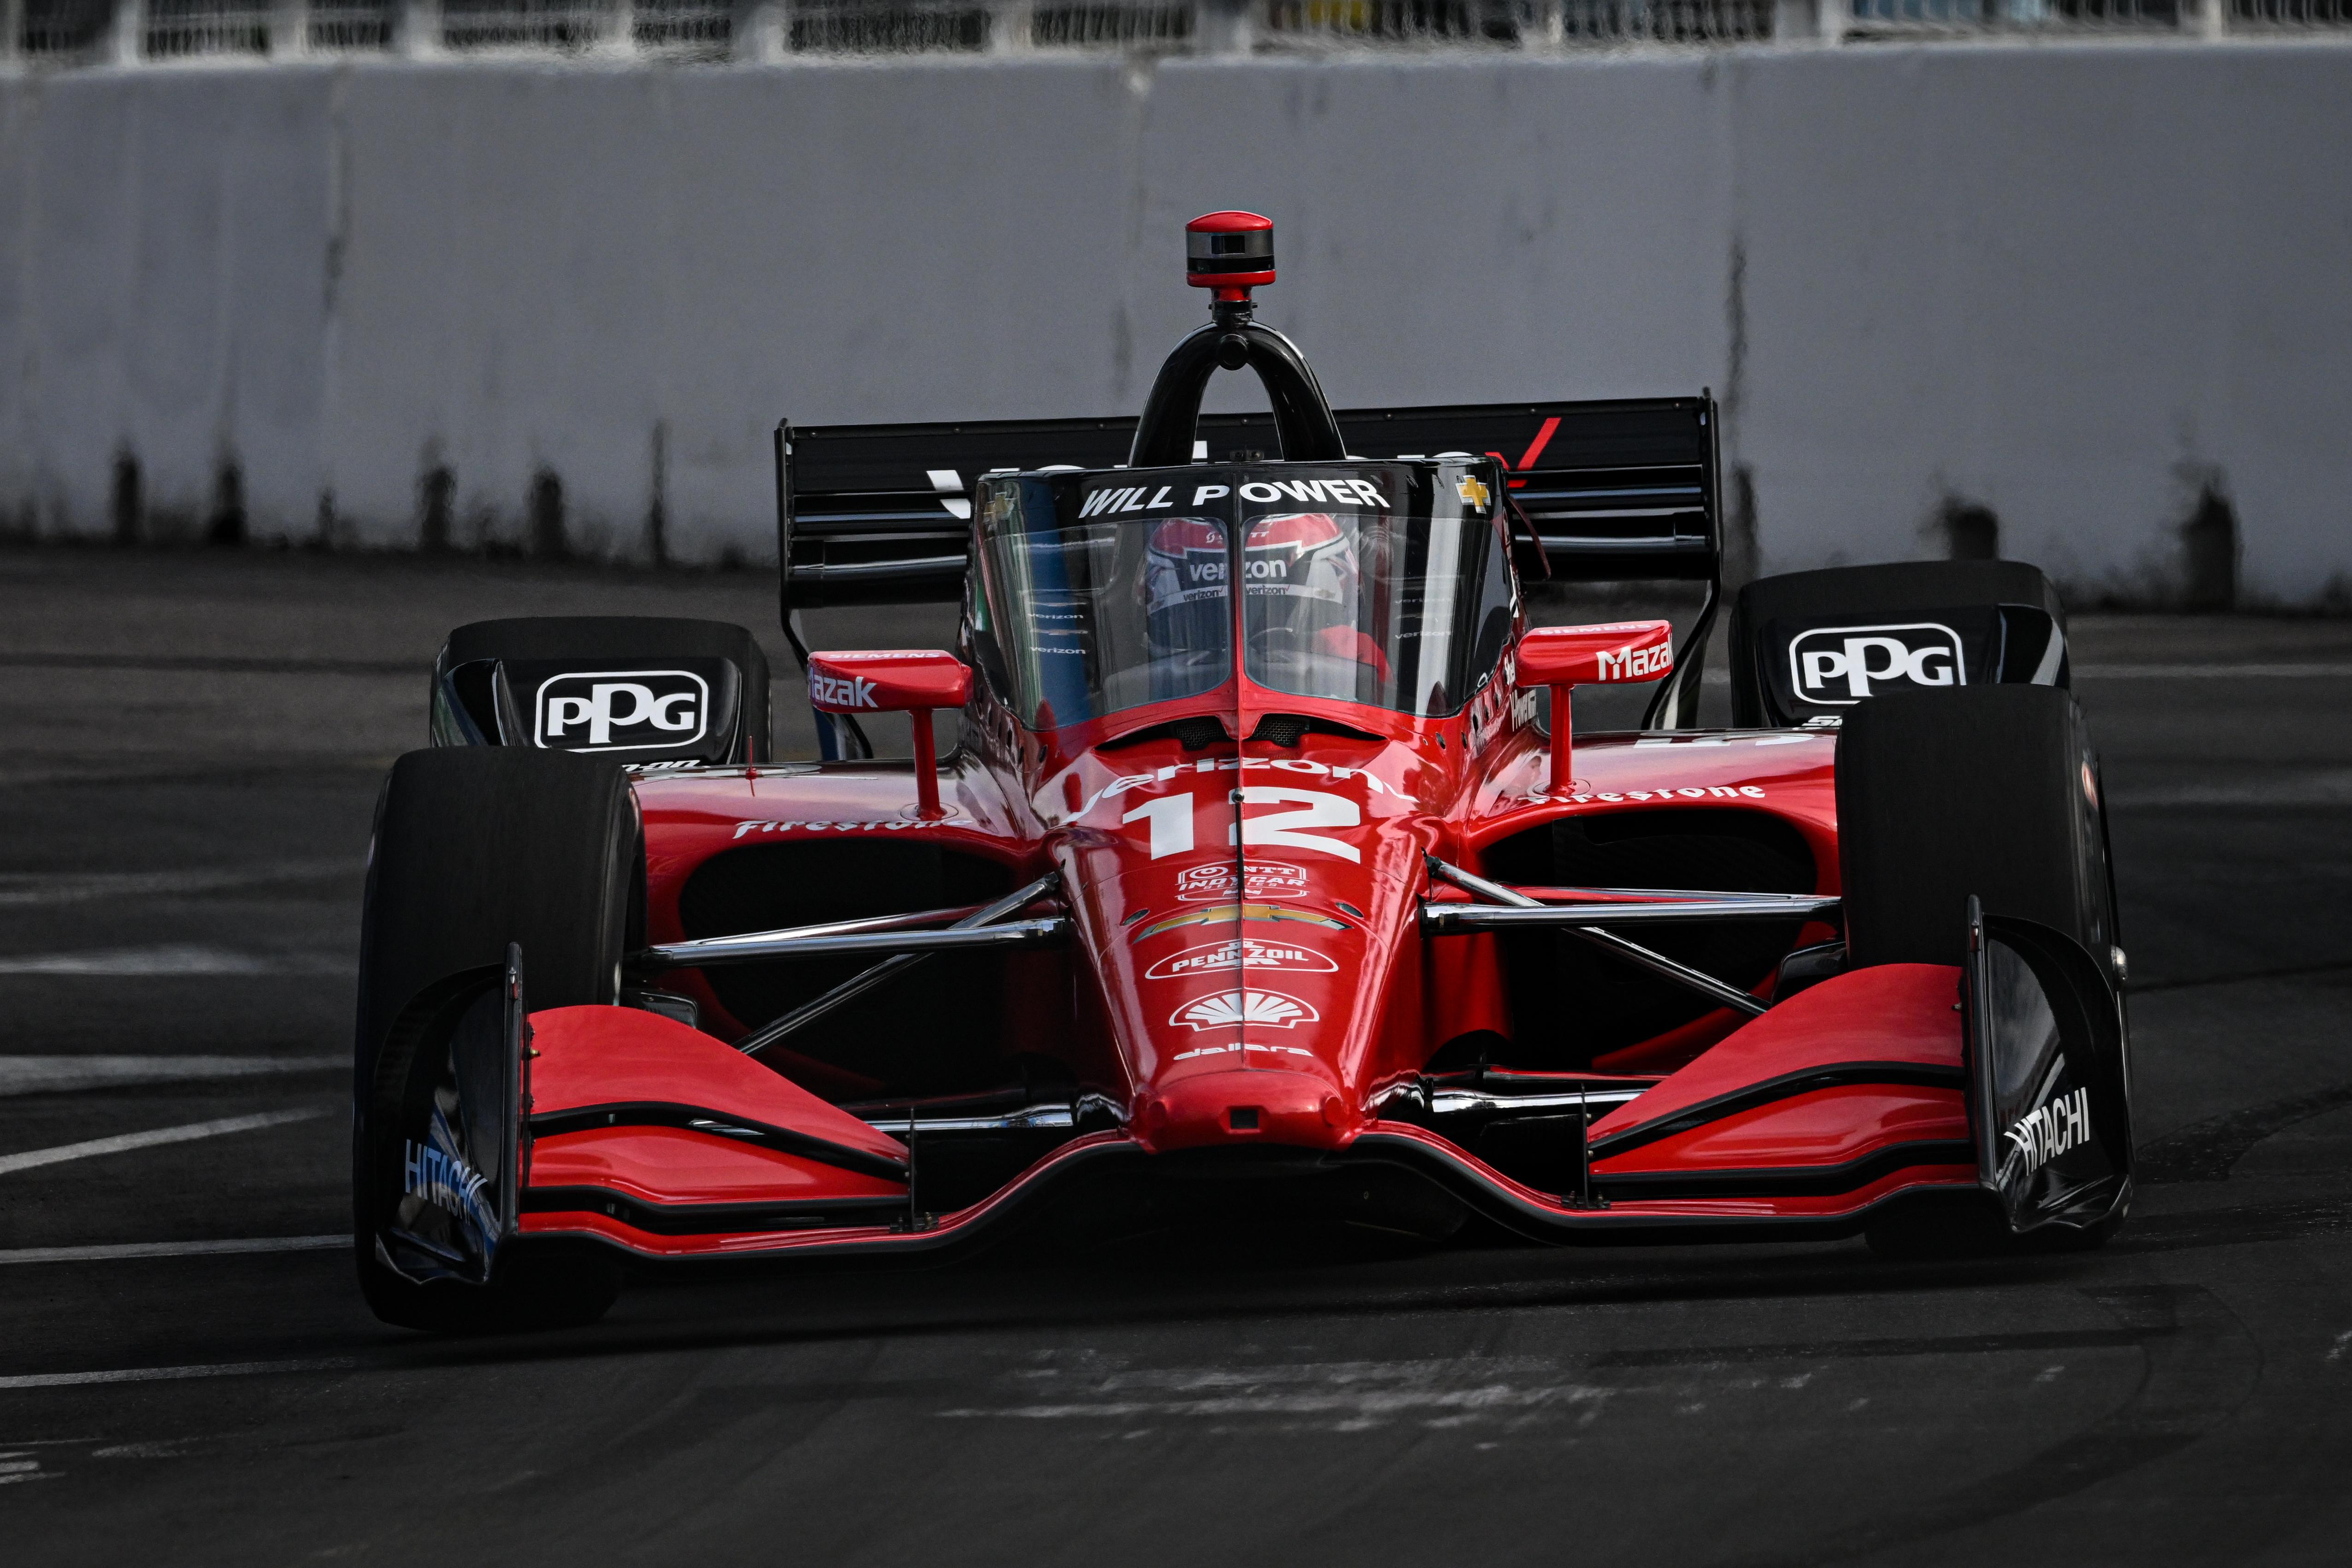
left=1170, top=988, right=1320, bottom=1032
left=1144, top=937, right=1338, bottom=981
left=1596, top=641, right=1672, bottom=681
left=2003, top=1085, right=2093, bottom=1176
left=536, top=669, right=709, bottom=752
left=808, top=671, right=880, bottom=709
left=402, top=1111, right=497, bottom=1244
left=1787, top=622, right=1964, bottom=705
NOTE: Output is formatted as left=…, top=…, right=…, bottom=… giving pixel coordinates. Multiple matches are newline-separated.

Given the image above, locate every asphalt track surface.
left=2, top=545, right=2349, bottom=1565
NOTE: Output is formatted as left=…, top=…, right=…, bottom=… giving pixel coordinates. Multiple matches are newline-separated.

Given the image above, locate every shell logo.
left=1170, top=989, right=1321, bottom=1032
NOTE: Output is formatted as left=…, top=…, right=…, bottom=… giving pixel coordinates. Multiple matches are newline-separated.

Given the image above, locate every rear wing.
left=774, top=395, right=1720, bottom=612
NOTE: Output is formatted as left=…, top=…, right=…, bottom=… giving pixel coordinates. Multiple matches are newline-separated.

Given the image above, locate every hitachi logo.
left=1597, top=643, right=1672, bottom=681
left=2004, top=1086, right=2092, bottom=1175
left=810, top=672, right=878, bottom=709
left=403, top=1137, right=494, bottom=1234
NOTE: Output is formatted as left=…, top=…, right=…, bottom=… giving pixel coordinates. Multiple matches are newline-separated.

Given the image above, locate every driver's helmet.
left=1141, top=513, right=1359, bottom=648
left=1238, top=513, right=1358, bottom=626
left=1141, top=517, right=1231, bottom=658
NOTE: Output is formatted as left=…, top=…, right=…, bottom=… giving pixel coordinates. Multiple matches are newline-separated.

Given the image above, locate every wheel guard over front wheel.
left=376, top=946, right=530, bottom=1287
left=1963, top=899, right=2134, bottom=1235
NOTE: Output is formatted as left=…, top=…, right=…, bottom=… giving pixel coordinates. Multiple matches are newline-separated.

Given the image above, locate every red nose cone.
left=1186, top=210, right=1276, bottom=290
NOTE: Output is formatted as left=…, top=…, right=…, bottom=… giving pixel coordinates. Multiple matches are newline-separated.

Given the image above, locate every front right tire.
left=353, top=747, right=640, bottom=1331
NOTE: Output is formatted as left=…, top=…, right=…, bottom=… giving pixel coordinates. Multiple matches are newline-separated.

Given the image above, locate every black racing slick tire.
left=1835, top=684, right=2119, bottom=973
left=1837, top=685, right=2129, bottom=1260
left=353, top=747, right=640, bottom=1333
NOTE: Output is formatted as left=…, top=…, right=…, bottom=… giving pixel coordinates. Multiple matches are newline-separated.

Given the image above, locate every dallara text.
left=355, top=213, right=2131, bottom=1329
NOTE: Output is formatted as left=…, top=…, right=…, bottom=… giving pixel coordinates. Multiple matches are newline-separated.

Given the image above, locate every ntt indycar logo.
left=537, top=670, right=709, bottom=752
left=2004, top=1086, right=2093, bottom=1175
left=1788, top=623, right=1964, bottom=704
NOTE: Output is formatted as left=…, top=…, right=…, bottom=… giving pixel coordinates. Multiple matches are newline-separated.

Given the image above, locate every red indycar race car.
left=355, top=213, right=2132, bottom=1330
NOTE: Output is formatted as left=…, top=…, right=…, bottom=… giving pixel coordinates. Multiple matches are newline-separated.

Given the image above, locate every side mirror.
left=806, top=650, right=973, bottom=820
left=1513, top=621, right=1674, bottom=793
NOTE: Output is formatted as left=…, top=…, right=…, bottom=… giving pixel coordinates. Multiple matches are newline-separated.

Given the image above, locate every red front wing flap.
left=519, top=1006, right=913, bottom=1247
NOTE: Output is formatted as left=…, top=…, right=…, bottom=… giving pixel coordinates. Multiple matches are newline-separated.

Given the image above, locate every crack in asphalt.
left=1707, top=1283, right=2261, bottom=1568
left=2135, top=1082, right=2352, bottom=1183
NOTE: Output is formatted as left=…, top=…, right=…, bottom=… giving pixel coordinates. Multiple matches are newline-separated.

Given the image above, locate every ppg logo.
left=534, top=670, right=709, bottom=752
left=1788, top=623, right=1964, bottom=705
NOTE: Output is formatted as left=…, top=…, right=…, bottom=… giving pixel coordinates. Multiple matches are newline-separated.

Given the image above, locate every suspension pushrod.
left=641, top=915, right=1060, bottom=968
left=735, top=873, right=1062, bottom=1059
left=1422, top=897, right=1839, bottom=932
left=1425, top=857, right=1769, bottom=1019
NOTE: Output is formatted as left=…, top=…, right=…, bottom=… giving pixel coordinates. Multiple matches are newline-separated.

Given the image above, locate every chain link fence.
left=0, top=0, right=2342, bottom=62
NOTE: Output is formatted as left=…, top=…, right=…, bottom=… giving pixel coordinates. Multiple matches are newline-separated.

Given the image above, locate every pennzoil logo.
left=1132, top=903, right=1349, bottom=943
left=1144, top=938, right=1337, bottom=981
left=1170, top=989, right=1321, bottom=1032
left=1789, top=623, right=1963, bottom=704
left=1176, top=860, right=1307, bottom=902
left=2004, top=1086, right=2092, bottom=1175
left=536, top=670, right=709, bottom=752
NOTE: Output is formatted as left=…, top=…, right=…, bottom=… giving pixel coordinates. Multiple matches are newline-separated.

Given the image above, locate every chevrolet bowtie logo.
left=1456, top=474, right=1491, bottom=510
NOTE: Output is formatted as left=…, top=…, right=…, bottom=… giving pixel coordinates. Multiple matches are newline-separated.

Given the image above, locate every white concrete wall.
left=1, top=43, right=2347, bottom=602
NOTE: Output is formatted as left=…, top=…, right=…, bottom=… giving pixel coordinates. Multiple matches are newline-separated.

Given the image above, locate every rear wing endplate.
left=774, top=396, right=1720, bottom=614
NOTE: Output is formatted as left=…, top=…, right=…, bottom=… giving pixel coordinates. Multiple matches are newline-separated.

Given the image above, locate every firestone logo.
left=1145, top=938, right=1338, bottom=981
left=536, top=670, right=708, bottom=752
left=809, top=671, right=879, bottom=709
left=1789, top=623, right=1964, bottom=704
left=1597, top=642, right=1672, bottom=681
left=1175, top=861, right=1307, bottom=902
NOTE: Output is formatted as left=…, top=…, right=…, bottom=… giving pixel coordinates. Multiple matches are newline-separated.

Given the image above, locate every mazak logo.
left=1170, top=989, right=1321, bottom=1032
left=1788, top=623, right=1964, bottom=704
left=536, top=670, right=708, bottom=752
left=2004, top=1086, right=2092, bottom=1175
left=809, top=671, right=878, bottom=709
left=1175, top=861, right=1307, bottom=902
left=1597, top=642, right=1672, bottom=681
left=1145, top=938, right=1338, bottom=981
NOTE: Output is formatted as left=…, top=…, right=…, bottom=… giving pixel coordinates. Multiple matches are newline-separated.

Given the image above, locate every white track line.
left=0, top=1236, right=347, bottom=1266
left=2108, top=770, right=2352, bottom=809
left=0, top=1358, right=357, bottom=1391
left=0, top=859, right=358, bottom=907
left=0, top=946, right=349, bottom=977
left=0, top=1108, right=328, bottom=1176
left=2073, top=662, right=2352, bottom=679
left=0, top=1056, right=342, bottom=1097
